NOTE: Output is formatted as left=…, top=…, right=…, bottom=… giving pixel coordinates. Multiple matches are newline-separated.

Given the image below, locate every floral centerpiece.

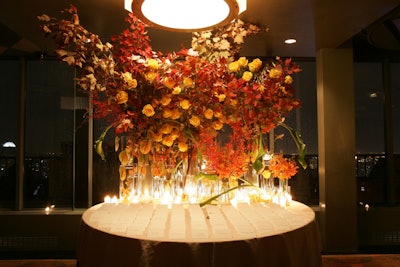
left=38, top=5, right=306, bottom=205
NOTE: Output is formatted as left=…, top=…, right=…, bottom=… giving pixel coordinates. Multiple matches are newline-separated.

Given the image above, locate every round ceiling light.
left=127, top=0, right=246, bottom=32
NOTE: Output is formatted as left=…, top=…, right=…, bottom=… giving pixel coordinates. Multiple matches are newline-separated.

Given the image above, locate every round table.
left=77, top=201, right=322, bottom=267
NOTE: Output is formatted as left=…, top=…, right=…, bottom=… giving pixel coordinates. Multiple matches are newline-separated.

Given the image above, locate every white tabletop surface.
left=82, top=201, right=315, bottom=243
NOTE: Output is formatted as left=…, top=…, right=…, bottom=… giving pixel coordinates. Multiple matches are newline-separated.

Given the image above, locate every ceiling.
left=0, top=0, right=399, bottom=58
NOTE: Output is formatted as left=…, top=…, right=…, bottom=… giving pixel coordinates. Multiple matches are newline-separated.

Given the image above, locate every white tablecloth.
left=77, top=201, right=322, bottom=267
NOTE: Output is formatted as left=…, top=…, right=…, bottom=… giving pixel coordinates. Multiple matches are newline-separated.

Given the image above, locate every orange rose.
left=180, top=99, right=191, bottom=110
left=213, top=121, right=224, bottom=130
left=149, top=130, right=163, bottom=142
left=142, top=104, right=155, bottom=117
left=178, top=142, right=188, bottom=152
left=161, top=95, right=172, bottom=106
left=162, top=135, right=174, bottom=147
left=171, top=109, right=181, bottom=119
left=160, top=123, right=173, bottom=134
left=163, top=77, right=175, bottom=89
left=162, top=108, right=172, bottom=118
left=139, top=139, right=152, bottom=154
left=183, top=77, right=194, bottom=87
left=204, top=108, right=214, bottom=119
left=189, top=115, right=201, bottom=127
left=116, top=90, right=128, bottom=104
left=145, top=72, right=157, bottom=83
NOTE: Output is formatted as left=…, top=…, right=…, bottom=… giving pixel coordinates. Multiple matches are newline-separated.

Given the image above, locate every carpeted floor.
left=0, top=255, right=400, bottom=267
left=322, top=254, right=400, bottom=267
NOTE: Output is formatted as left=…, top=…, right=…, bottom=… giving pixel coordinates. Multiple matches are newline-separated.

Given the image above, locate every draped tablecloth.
left=77, top=201, right=322, bottom=267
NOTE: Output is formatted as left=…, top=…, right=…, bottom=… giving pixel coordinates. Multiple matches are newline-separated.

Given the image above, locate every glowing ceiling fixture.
left=124, top=0, right=247, bottom=32
left=284, top=38, right=297, bottom=44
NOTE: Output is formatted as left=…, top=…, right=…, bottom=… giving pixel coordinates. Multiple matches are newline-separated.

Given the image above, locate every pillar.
left=316, top=48, right=357, bottom=252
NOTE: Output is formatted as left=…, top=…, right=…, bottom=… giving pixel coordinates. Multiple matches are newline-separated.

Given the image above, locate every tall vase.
left=278, top=179, right=291, bottom=206
left=119, top=164, right=135, bottom=203
left=219, top=177, right=232, bottom=204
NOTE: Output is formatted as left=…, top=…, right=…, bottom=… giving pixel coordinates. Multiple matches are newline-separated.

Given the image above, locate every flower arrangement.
left=38, top=5, right=305, bottom=204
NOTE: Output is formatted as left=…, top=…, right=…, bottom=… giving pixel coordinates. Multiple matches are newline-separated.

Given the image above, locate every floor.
left=0, top=255, right=400, bottom=267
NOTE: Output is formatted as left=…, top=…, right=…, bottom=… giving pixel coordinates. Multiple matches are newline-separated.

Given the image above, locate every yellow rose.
left=204, top=109, right=214, bottom=120
left=183, top=77, right=194, bottom=87
left=217, top=94, right=226, bottom=102
left=163, top=77, right=175, bottom=89
left=242, top=71, right=253, bottom=82
left=171, top=109, right=181, bottom=119
left=248, top=58, right=262, bottom=72
left=162, top=108, right=172, bottom=118
left=161, top=95, right=172, bottom=106
left=170, top=128, right=180, bottom=140
left=230, top=99, right=238, bottom=106
left=180, top=99, right=191, bottom=110
left=139, top=139, right=152, bottom=155
left=280, top=86, right=288, bottom=94
left=160, top=123, right=173, bottom=134
left=258, top=84, right=265, bottom=92
left=145, top=72, right=157, bottom=83
left=142, top=104, right=155, bottom=117
left=237, top=57, right=248, bottom=67
left=172, top=86, right=181, bottom=94
left=213, top=121, right=224, bottom=130
left=162, top=135, right=174, bottom=147
left=122, top=72, right=138, bottom=89
left=262, top=170, right=272, bottom=179
left=228, top=61, right=240, bottom=72
left=147, top=58, right=158, bottom=70
left=189, top=115, right=201, bottom=127
left=116, top=90, right=128, bottom=104
left=214, top=111, right=222, bottom=118
left=284, top=75, right=293, bottom=84
left=178, top=142, right=188, bottom=152
left=149, top=130, right=163, bottom=142
left=269, top=68, right=282, bottom=78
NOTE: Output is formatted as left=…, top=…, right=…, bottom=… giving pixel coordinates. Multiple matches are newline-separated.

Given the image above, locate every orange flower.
left=162, top=108, right=172, bottom=118
left=161, top=95, right=172, bottom=106
left=162, top=135, right=174, bottom=147
left=172, top=86, right=181, bottom=94
left=171, top=108, right=181, bottom=119
left=268, top=154, right=298, bottom=180
left=115, top=90, right=128, bottom=104
left=142, top=104, right=155, bottom=117
left=180, top=99, right=191, bottom=110
left=178, top=142, right=188, bottom=152
left=189, top=115, right=200, bottom=127
left=204, top=109, right=214, bottom=119
left=163, top=77, right=175, bottom=89
left=145, top=72, right=157, bottom=83
left=183, top=77, right=194, bottom=87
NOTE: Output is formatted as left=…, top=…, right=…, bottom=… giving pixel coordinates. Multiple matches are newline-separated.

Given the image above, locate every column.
left=316, top=48, right=357, bottom=252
